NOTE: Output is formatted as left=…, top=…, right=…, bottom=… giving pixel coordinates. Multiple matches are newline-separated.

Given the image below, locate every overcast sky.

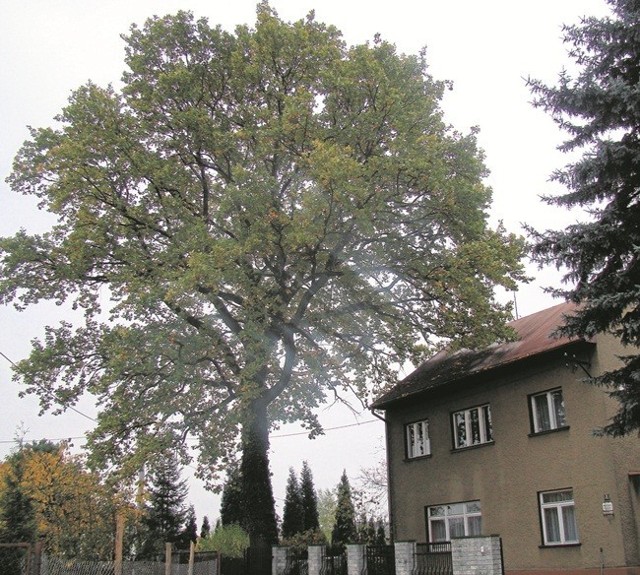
left=0, top=0, right=610, bottom=523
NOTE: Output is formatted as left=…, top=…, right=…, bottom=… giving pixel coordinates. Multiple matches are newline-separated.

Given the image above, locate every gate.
left=364, top=545, right=395, bottom=575
left=412, top=543, right=452, bottom=575
left=221, top=545, right=272, bottom=575
left=320, top=548, right=346, bottom=575
left=284, top=548, right=308, bottom=575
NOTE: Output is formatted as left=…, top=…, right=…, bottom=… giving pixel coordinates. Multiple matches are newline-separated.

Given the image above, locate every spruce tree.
left=331, top=471, right=357, bottom=551
left=139, top=452, right=188, bottom=558
left=281, top=468, right=304, bottom=539
left=528, top=0, right=640, bottom=435
left=200, top=516, right=211, bottom=539
left=179, top=505, right=198, bottom=550
left=220, top=467, right=243, bottom=527
left=300, top=461, right=320, bottom=532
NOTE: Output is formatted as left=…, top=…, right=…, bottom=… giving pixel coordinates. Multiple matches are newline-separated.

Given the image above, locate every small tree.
left=300, top=461, right=320, bottom=532
left=179, top=505, right=198, bottom=550
left=220, top=467, right=243, bottom=527
left=197, top=524, right=250, bottom=558
left=139, top=452, right=188, bottom=558
left=200, top=516, right=211, bottom=539
left=281, top=467, right=304, bottom=538
left=317, top=488, right=337, bottom=543
left=331, top=471, right=357, bottom=551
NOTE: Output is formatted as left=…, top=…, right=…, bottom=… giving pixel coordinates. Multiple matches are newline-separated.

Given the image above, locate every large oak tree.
left=528, top=0, right=640, bottom=436
left=1, top=5, right=524, bottom=542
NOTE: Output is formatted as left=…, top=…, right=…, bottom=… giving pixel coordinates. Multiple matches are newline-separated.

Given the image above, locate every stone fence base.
left=273, top=535, right=503, bottom=575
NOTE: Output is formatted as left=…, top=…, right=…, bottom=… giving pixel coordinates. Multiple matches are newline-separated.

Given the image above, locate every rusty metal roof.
left=371, top=301, right=587, bottom=409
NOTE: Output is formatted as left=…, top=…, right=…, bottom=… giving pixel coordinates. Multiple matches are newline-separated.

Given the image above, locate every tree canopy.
left=1, top=4, right=524, bottom=540
left=0, top=441, right=116, bottom=560
left=528, top=0, right=640, bottom=436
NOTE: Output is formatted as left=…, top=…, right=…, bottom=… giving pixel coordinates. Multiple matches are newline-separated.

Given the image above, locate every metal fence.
left=364, top=545, right=395, bottom=575
left=320, top=549, right=346, bottom=575
left=412, top=543, right=452, bottom=575
left=40, top=555, right=218, bottom=575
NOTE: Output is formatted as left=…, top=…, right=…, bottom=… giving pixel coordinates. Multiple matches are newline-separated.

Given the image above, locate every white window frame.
left=452, top=404, right=493, bottom=449
left=539, top=489, right=579, bottom=546
left=406, top=419, right=431, bottom=459
left=427, top=500, right=482, bottom=542
left=531, top=388, right=567, bottom=433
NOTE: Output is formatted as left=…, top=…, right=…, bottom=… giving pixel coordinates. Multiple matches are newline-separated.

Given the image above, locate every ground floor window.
left=427, top=500, right=482, bottom=542
left=539, top=489, right=579, bottom=545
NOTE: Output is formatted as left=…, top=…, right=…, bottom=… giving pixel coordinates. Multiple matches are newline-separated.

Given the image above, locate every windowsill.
left=539, top=542, right=581, bottom=549
left=529, top=425, right=570, bottom=438
left=404, top=454, right=432, bottom=462
left=451, top=441, right=495, bottom=453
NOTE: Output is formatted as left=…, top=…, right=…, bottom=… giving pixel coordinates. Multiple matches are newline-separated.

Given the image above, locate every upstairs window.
left=452, top=404, right=493, bottom=449
left=539, top=489, right=579, bottom=545
left=427, top=500, right=482, bottom=542
left=530, top=388, right=567, bottom=433
left=406, top=420, right=430, bottom=459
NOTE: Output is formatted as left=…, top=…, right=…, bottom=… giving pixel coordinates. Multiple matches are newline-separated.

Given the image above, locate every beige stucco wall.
left=384, top=333, right=640, bottom=573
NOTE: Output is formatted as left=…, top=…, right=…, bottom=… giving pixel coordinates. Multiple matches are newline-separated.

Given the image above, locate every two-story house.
left=371, top=301, right=640, bottom=575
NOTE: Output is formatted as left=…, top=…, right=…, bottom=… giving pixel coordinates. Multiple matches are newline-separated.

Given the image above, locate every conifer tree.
left=331, top=471, right=357, bottom=551
left=139, top=452, right=188, bottom=558
left=528, top=0, right=640, bottom=435
left=179, top=505, right=198, bottom=549
left=220, top=467, right=243, bottom=527
left=300, top=461, right=320, bottom=532
left=200, top=516, right=211, bottom=539
left=281, top=467, right=304, bottom=538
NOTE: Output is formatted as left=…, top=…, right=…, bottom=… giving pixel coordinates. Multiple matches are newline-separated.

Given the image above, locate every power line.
left=0, top=419, right=380, bottom=446
left=1, top=350, right=97, bottom=423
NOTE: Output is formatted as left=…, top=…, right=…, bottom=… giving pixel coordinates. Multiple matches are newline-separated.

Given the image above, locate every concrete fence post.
left=451, top=536, right=503, bottom=575
left=346, top=544, right=366, bottom=575
left=394, top=541, right=416, bottom=575
left=165, top=543, right=172, bottom=575
left=308, top=545, right=325, bottom=575
left=272, top=546, right=289, bottom=575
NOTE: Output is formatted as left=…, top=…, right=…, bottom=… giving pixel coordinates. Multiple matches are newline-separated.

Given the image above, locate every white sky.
left=0, top=0, right=610, bottom=524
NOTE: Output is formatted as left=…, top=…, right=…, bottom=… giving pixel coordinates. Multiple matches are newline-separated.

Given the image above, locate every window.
left=406, top=420, right=430, bottom=459
left=452, top=404, right=493, bottom=449
left=427, top=501, right=482, bottom=542
left=539, top=489, right=579, bottom=545
left=530, top=388, right=567, bottom=433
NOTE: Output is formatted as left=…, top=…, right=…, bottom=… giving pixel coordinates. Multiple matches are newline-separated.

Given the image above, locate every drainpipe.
left=370, top=408, right=395, bottom=542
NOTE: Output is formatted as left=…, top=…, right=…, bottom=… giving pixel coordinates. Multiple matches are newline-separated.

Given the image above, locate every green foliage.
left=139, top=452, right=189, bottom=558
left=1, top=3, right=525, bottom=541
left=527, top=0, right=640, bottom=435
left=280, top=528, right=327, bottom=553
left=220, top=467, right=243, bottom=527
left=0, top=441, right=116, bottom=560
left=197, top=523, right=249, bottom=558
left=179, top=505, right=198, bottom=550
left=316, top=488, right=337, bottom=543
left=300, top=461, right=320, bottom=532
left=281, top=467, right=304, bottom=538
left=200, top=515, right=211, bottom=539
left=331, top=471, right=357, bottom=551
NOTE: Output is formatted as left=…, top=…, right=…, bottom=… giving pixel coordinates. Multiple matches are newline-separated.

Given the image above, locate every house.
left=371, top=301, right=640, bottom=575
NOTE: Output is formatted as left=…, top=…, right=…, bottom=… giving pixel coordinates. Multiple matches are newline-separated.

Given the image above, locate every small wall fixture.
left=602, top=494, right=614, bottom=516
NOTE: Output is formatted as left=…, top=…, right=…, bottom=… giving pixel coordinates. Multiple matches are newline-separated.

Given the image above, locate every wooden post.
left=114, top=512, right=125, bottom=575
left=165, top=542, right=172, bottom=575
left=187, top=540, right=195, bottom=575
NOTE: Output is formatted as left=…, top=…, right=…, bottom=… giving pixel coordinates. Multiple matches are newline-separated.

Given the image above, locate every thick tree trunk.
left=239, top=399, right=279, bottom=546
